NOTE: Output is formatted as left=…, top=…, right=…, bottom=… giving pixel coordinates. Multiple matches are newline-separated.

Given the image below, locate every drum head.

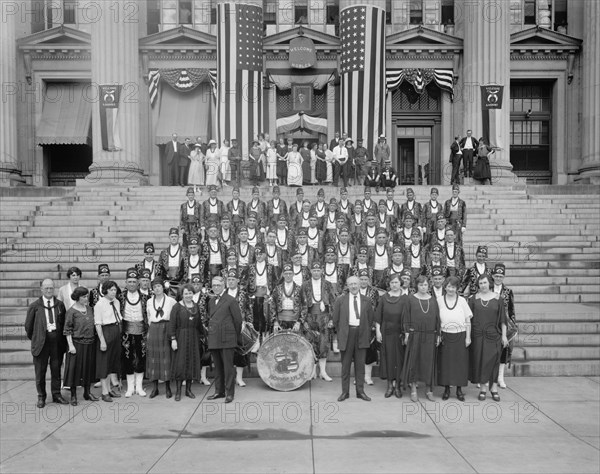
left=257, top=331, right=315, bottom=392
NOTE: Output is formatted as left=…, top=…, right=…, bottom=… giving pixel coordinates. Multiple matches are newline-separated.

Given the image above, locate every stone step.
left=513, top=360, right=600, bottom=377
left=513, top=346, right=600, bottom=361
left=513, top=321, right=600, bottom=334
left=518, top=333, right=600, bottom=346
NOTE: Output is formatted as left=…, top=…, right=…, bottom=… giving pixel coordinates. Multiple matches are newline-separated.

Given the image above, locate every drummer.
left=271, top=263, right=305, bottom=332
left=301, top=261, right=336, bottom=382
left=225, top=268, right=253, bottom=388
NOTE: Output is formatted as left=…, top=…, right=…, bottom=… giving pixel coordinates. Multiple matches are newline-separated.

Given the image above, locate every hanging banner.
left=481, top=84, right=504, bottom=109
left=289, top=36, right=317, bottom=69
left=99, top=84, right=122, bottom=151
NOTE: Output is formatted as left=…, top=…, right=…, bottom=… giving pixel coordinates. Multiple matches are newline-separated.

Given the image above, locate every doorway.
left=396, top=127, right=432, bottom=185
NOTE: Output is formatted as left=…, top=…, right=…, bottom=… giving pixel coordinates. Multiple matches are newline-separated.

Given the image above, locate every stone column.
left=577, top=0, right=600, bottom=184
left=0, top=1, right=22, bottom=186
left=85, top=0, right=145, bottom=185
left=460, top=0, right=515, bottom=184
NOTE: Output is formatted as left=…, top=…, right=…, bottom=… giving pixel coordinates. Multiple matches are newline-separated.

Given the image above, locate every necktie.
left=47, top=300, right=55, bottom=325
left=353, top=296, right=360, bottom=321
left=110, top=301, right=121, bottom=323
left=215, top=295, right=220, bottom=305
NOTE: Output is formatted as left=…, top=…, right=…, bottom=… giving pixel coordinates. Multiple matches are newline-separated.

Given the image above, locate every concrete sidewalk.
left=0, top=377, right=598, bottom=473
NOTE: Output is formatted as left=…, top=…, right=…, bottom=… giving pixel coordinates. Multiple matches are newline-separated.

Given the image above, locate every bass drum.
left=257, top=330, right=315, bottom=392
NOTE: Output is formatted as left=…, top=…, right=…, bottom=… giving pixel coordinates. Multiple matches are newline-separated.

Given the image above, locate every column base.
left=81, top=161, right=148, bottom=186
left=0, top=164, right=25, bottom=187
left=490, top=155, right=518, bottom=185
left=575, top=162, right=600, bottom=185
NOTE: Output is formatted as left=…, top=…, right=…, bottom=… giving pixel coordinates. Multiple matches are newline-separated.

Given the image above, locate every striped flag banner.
left=217, top=2, right=263, bottom=158
left=148, top=69, right=160, bottom=107
left=386, top=68, right=454, bottom=98
left=99, top=84, right=122, bottom=151
left=340, top=4, right=385, bottom=156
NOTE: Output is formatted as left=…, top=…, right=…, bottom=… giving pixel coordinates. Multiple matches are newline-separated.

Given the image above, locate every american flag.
left=340, top=5, right=385, bottom=156
left=217, top=2, right=263, bottom=157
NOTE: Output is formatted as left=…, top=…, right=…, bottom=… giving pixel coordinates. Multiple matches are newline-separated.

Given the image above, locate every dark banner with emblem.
left=480, top=84, right=504, bottom=143
left=99, top=84, right=122, bottom=151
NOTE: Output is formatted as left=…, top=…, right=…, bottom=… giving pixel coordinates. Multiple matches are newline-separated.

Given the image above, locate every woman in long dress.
left=309, top=143, right=318, bottom=184
left=474, top=137, right=494, bottom=185
left=300, top=141, right=311, bottom=185
left=187, top=143, right=205, bottom=193
left=402, top=275, right=441, bottom=402
left=315, top=143, right=327, bottom=185
left=437, top=275, right=472, bottom=401
left=219, top=139, right=231, bottom=185
left=287, top=143, right=303, bottom=186
left=204, top=140, right=221, bottom=187
left=169, top=284, right=204, bottom=401
left=249, top=140, right=263, bottom=186
left=276, top=138, right=288, bottom=185
left=324, top=143, right=334, bottom=183
left=469, top=274, right=508, bottom=402
left=64, top=286, right=97, bottom=405
left=266, top=139, right=278, bottom=186
left=375, top=273, right=408, bottom=398
left=146, top=278, right=177, bottom=399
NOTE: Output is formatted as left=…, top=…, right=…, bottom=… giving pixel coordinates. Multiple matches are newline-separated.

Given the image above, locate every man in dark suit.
left=329, top=131, right=341, bottom=151
left=206, top=276, right=242, bottom=403
left=179, top=137, right=193, bottom=187
left=459, top=130, right=479, bottom=180
left=332, top=275, right=374, bottom=402
left=449, top=136, right=462, bottom=185
left=25, top=279, right=69, bottom=408
left=165, top=133, right=180, bottom=186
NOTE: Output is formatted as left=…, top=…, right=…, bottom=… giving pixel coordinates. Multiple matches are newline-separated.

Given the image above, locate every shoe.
left=84, top=393, right=99, bottom=402
left=135, top=373, right=147, bottom=397
left=37, top=397, right=45, bottom=409
left=236, top=380, right=246, bottom=387
left=410, top=391, right=418, bottom=402
left=498, top=363, right=507, bottom=389
left=491, top=392, right=500, bottom=402
left=101, top=394, right=113, bottom=403
left=207, top=393, right=226, bottom=400
left=319, top=374, right=332, bottom=382
left=394, top=387, right=402, bottom=399
left=426, top=391, right=435, bottom=402
left=62, top=385, right=70, bottom=391
left=165, top=382, right=172, bottom=399
left=94, top=381, right=102, bottom=388
left=70, top=395, right=78, bottom=406
left=200, top=378, right=211, bottom=386
left=149, top=381, right=159, bottom=399
left=456, top=388, right=465, bottom=402
left=384, top=384, right=394, bottom=398
left=175, top=381, right=183, bottom=402
left=108, top=391, right=121, bottom=398
left=442, top=386, right=450, bottom=400
left=356, top=391, right=371, bottom=402
left=224, top=395, right=234, bottom=403
left=478, top=391, right=486, bottom=401
left=337, top=392, right=349, bottom=402
left=185, top=381, right=195, bottom=399
left=125, top=374, right=135, bottom=398
left=52, top=395, right=69, bottom=405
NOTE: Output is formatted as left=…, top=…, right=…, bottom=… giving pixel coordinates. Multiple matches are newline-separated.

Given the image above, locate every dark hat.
left=403, top=213, right=414, bottom=221
left=207, top=220, right=218, bottom=230
left=401, top=269, right=412, bottom=278
left=191, top=274, right=202, bottom=283
left=277, top=214, right=288, bottom=223
left=406, top=187, right=414, bottom=194
left=355, top=199, right=363, bottom=206
left=273, top=186, right=280, bottom=193
left=432, top=267, right=444, bottom=277
left=317, top=188, right=325, bottom=196
left=386, top=187, right=394, bottom=193
left=266, top=227, right=277, bottom=235
left=339, top=226, right=349, bottom=233
left=336, top=214, right=346, bottom=221
left=220, top=213, right=231, bottom=222
left=247, top=211, right=258, bottom=220
left=140, top=268, right=151, bottom=280
left=232, top=186, right=240, bottom=193
left=186, top=186, right=195, bottom=194
left=431, top=243, right=443, bottom=253
left=151, top=277, right=164, bottom=288
left=378, top=199, right=386, bottom=206
left=144, top=242, right=155, bottom=254
left=452, top=184, right=460, bottom=191
left=226, top=247, right=237, bottom=258
left=436, top=213, right=446, bottom=221
left=329, top=198, right=338, bottom=205
left=126, top=268, right=138, bottom=279
left=376, top=228, right=388, bottom=236
left=364, top=186, right=371, bottom=193
left=252, top=139, right=260, bottom=145
left=340, top=187, right=348, bottom=194
left=493, top=263, right=506, bottom=276
left=283, top=263, right=293, bottom=273
left=308, top=211, right=319, bottom=219
left=358, top=246, right=368, bottom=255
left=445, top=225, right=455, bottom=232
left=393, top=246, right=403, bottom=254
left=238, top=225, right=248, bottom=233
left=476, top=245, right=488, bottom=257
left=411, top=228, right=421, bottom=238
left=169, top=227, right=179, bottom=235
left=296, top=188, right=304, bottom=195
left=98, top=263, right=110, bottom=275
left=430, top=187, right=439, bottom=194
left=208, top=184, right=217, bottom=192
left=227, top=268, right=239, bottom=279
left=357, top=138, right=363, bottom=143
left=231, top=138, right=237, bottom=142
left=311, top=261, right=322, bottom=270
left=189, top=237, right=199, bottom=246
left=297, top=227, right=308, bottom=236
left=252, top=186, right=260, bottom=194
left=358, top=268, right=369, bottom=277
left=254, top=244, right=265, bottom=254
left=366, top=209, right=377, bottom=217
left=325, top=245, right=336, bottom=254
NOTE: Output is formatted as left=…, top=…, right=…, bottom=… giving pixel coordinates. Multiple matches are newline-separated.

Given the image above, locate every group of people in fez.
left=25, top=181, right=517, bottom=406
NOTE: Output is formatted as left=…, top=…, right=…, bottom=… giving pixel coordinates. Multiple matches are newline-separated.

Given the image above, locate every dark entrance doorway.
left=44, top=144, right=92, bottom=186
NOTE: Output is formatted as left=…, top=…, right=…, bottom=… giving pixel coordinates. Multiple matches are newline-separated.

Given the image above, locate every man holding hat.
left=302, top=261, right=336, bottom=381
left=90, top=264, right=114, bottom=307
left=492, top=263, right=516, bottom=389
left=228, top=138, right=242, bottom=187
left=159, top=228, right=188, bottom=296
left=374, top=134, right=391, bottom=171
left=271, top=263, right=305, bottom=332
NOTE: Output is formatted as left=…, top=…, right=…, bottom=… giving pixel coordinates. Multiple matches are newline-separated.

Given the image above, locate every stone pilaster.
left=577, top=0, right=600, bottom=184
left=0, top=1, right=22, bottom=186
left=460, top=0, right=516, bottom=184
left=85, top=0, right=145, bottom=185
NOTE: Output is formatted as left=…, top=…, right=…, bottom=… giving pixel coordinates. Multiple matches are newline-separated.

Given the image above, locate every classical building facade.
left=1, top=0, right=598, bottom=186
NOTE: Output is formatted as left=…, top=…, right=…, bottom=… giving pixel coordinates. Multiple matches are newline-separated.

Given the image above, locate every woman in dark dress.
left=402, top=275, right=441, bottom=402
left=437, top=276, right=472, bottom=401
left=473, top=137, right=494, bottom=185
left=315, top=143, right=328, bottom=185
left=300, top=141, right=312, bottom=185
left=469, top=274, right=508, bottom=402
left=64, top=287, right=98, bottom=405
left=375, top=273, right=407, bottom=398
left=169, top=284, right=204, bottom=401
left=276, top=137, right=288, bottom=185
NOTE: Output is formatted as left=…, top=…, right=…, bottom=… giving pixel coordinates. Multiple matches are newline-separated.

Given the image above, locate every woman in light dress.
left=188, top=143, right=205, bottom=193
left=266, top=139, right=278, bottom=186
left=204, top=140, right=221, bottom=187
left=310, top=143, right=318, bottom=184
left=324, top=143, right=334, bottom=183
left=219, top=139, right=231, bottom=186
left=287, top=143, right=303, bottom=186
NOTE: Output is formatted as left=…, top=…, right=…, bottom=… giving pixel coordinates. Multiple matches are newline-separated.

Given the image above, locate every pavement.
left=0, top=376, right=598, bottom=473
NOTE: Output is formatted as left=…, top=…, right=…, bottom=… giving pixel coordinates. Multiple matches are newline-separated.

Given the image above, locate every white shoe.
left=125, top=374, right=135, bottom=398
left=201, top=378, right=211, bottom=386
left=365, top=378, right=374, bottom=386
left=200, top=367, right=211, bottom=385
left=94, top=381, right=102, bottom=388
left=236, top=367, right=246, bottom=387
left=498, top=364, right=507, bottom=389
left=236, top=379, right=246, bottom=387
left=135, top=373, right=147, bottom=397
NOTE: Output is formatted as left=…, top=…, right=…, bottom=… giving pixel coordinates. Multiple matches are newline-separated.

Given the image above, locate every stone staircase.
left=1, top=184, right=599, bottom=380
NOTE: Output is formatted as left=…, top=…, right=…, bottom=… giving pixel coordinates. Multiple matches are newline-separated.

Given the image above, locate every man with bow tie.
left=25, top=279, right=69, bottom=408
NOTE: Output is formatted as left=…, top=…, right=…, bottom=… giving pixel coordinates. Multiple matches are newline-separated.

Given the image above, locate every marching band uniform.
left=350, top=246, right=374, bottom=285
left=321, top=200, right=341, bottom=245
left=311, top=189, right=328, bottom=226
left=247, top=245, right=276, bottom=338
left=307, top=212, right=325, bottom=256
left=201, top=185, right=225, bottom=233
left=271, top=263, right=306, bottom=331
left=323, top=246, right=345, bottom=295
left=444, top=230, right=466, bottom=279
left=218, top=214, right=235, bottom=249
left=226, top=189, right=246, bottom=233
left=266, top=186, right=288, bottom=228
left=349, top=200, right=365, bottom=237
left=444, top=184, right=468, bottom=244
left=291, top=253, right=311, bottom=287
left=361, top=188, right=376, bottom=214
left=201, top=223, right=227, bottom=282
left=274, top=214, right=293, bottom=258
left=245, top=212, right=265, bottom=247
left=180, top=187, right=202, bottom=247
left=336, top=228, right=355, bottom=285
left=293, top=228, right=317, bottom=270
left=369, top=230, right=392, bottom=290
left=337, top=188, right=354, bottom=219
left=404, top=228, right=427, bottom=284
left=159, top=228, right=189, bottom=295
left=357, top=270, right=381, bottom=385
left=359, top=211, right=379, bottom=249
left=288, top=188, right=305, bottom=225
left=424, top=243, right=449, bottom=282
left=461, top=245, right=492, bottom=297
left=422, top=188, right=442, bottom=235
left=492, top=263, right=516, bottom=389
left=376, top=200, right=393, bottom=234
left=246, top=187, right=267, bottom=233
left=89, top=264, right=114, bottom=308
left=234, top=226, right=255, bottom=279
left=379, top=246, right=405, bottom=291
left=400, top=189, right=423, bottom=234
left=184, top=237, right=203, bottom=283
left=425, top=214, right=448, bottom=249
left=136, top=242, right=162, bottom=283
left=384, top=191, right=400, bottom=229
left=138, top=268, right=154, bottom=299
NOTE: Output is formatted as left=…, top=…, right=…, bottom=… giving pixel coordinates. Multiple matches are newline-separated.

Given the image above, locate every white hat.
left=379, top=134, right=386, bottom=140
left=345, top=137, right=354, bottom=143
left=208, top=139, right=217, bottom=145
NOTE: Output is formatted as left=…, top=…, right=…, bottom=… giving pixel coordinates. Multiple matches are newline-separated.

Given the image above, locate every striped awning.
left=386, top=69, right=454, bottom=97
left=37, top=83, right=92, bottom=145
